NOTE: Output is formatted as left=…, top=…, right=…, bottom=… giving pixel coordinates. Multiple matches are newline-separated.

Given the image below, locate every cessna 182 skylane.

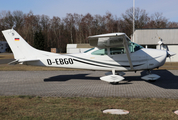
left=2, top=29, right=175, bottom=84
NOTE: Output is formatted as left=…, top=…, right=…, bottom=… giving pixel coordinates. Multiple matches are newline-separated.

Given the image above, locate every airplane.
left=2, top=29, right=176, bottom=84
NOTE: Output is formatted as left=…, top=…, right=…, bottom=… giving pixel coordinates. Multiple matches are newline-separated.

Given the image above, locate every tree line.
left=0, top=7, right=178, bottom=52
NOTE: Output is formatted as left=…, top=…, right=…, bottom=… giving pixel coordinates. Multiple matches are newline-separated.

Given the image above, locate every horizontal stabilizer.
left=8, top=59, right=40, bottom=65
left=8, top=60, right=19, bottom=65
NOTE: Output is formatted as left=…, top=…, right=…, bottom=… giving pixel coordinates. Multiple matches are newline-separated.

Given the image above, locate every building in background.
left=51, top=48, right=59, bottom=53
left=67, top=44, right=92, bottom=54
left=132, top=29, right=178, bottom=62
left=0, top=41, right=8, bottom=53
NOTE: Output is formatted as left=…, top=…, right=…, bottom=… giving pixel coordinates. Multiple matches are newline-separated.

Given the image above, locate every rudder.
left=2, top=29, right=59, bottom=60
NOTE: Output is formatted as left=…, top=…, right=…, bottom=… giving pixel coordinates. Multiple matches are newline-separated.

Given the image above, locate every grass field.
left=1, top=53, right=178, bottom=119
left=0, top=96, right=178, bottom=119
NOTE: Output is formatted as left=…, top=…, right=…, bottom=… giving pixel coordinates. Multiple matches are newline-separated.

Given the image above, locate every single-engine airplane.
left=2, top=29, right=175, bottom=84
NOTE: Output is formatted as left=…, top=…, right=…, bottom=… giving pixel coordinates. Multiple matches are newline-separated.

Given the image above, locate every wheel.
left=110, top=82, right=119, bottom=85
left=148, top=80, right=156, bottom=82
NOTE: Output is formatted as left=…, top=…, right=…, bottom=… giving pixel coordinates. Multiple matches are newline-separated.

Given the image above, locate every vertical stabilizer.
left=2, top=29, right=37, bottom=59
left=2, top=29, right=59, bottom=60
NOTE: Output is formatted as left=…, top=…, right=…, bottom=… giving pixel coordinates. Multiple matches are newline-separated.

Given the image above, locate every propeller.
left=158, top=37, right=176, bottom=61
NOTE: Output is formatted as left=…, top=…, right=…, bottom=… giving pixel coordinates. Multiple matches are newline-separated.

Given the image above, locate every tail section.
left=2, top=29, right=59, bottom=61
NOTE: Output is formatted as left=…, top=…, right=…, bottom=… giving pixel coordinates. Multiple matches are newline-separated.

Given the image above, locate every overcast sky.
left=0, top=0, right=178, bottom=22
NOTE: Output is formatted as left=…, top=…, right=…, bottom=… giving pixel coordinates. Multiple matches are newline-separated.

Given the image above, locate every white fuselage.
left=24, top=48, right=167, bottom=71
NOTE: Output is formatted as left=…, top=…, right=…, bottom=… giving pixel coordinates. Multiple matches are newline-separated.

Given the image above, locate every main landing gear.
left=100, top=69, right=125, bottom=85
left=110, top=82, right=119, bottom=85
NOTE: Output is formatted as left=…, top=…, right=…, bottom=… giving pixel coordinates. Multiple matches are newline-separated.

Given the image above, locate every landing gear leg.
left=110, top=69, right=119, bottom=85
left=147, top=70, right=151, bottom=74
left=147, top=70, right=156, bottom=82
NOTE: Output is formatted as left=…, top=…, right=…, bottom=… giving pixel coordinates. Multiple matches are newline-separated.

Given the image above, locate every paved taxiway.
left=0, top=70, right=178, bottom=98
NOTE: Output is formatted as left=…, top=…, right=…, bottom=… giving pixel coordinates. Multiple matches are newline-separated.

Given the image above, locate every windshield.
left=84, top=48, right=94, bottom=53
left=128, top=41, right=143, bottom=53
left=84, top=41, right=143, bottom=55
left=91, top=48, right=107, bottom=55
left=110, top=47, right=125, bottom=55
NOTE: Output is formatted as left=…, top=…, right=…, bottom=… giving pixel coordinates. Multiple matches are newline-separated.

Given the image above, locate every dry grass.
left=0, top=96, right=178, bottom=120
left=0, top=53, right=14, bottom=59
left=158, top=62, right=178, bottom=70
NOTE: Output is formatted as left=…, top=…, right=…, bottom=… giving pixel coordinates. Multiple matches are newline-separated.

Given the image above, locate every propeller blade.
left=167, top=51, right=176, bottom=57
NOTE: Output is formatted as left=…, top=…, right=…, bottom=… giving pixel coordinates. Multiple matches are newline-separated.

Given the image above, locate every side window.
left=110, top=47, right=125, bottom=55
left=91, top=49, right=107, bottom=55
left=128, top=41, right=143, bottom=53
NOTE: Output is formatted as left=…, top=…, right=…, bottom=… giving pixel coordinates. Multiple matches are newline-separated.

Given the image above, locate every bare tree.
left=63, top=13, right=75, bottom=43
left=0, top=8, right=172, bottom=52
left=73, top=13, right=83, bottom=43
left=81, top=13, right=93, bottom=40
left=149, top=12, right=168, bottom=28
left=50, top=16, right=61, bottom=48
left=167, top=22, right=178, bottom=28
left=122, top=7, right=150, bottom=35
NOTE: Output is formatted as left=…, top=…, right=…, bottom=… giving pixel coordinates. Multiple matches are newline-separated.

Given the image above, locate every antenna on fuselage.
left=11, top=25, right=16, bottom=30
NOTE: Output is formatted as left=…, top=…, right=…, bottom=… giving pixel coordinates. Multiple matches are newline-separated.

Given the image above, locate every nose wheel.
left=141, top=70, right=160, bottom=82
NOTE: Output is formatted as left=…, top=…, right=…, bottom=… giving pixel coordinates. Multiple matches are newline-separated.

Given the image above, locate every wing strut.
left=123, top=36, right=134, bottom=70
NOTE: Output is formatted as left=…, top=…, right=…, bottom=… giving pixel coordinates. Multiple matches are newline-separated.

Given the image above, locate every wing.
left=88, top=33, right=125, bottom=48
left=87, top=33, right=134, bottom=70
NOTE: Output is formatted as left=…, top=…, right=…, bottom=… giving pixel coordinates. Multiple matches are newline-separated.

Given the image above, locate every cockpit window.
left=110, top=41, right=143, bottom=55
left=84, top=48, right=94, bottom=53
left=128, top=41, right=143, bottom=53
left=91, top=48, right=107, bottom=55
left=110, top=47, right=125, bottom=55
